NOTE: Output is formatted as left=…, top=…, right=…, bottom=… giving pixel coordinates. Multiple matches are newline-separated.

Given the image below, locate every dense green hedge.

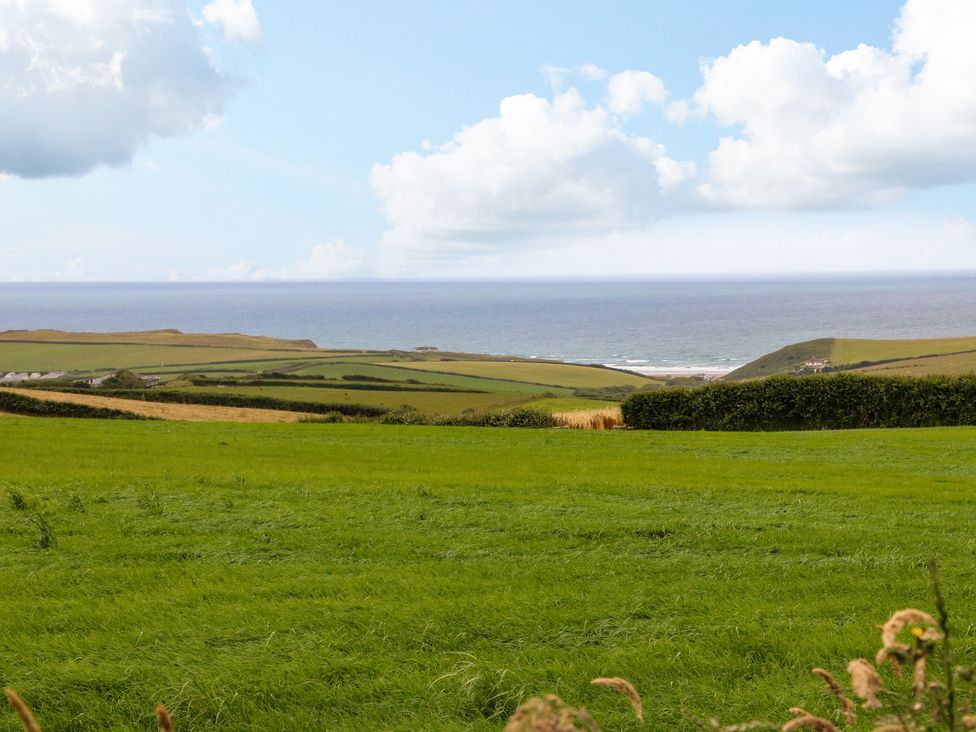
left=381, top=406, right=556, bottom=428
left=40, top=388, right=389, bottom=418
left=0, top=391, right=149, bottom=420
left=621, top=373, right=976, bottom=431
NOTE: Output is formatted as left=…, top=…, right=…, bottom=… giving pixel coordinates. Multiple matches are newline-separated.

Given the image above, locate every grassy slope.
left=0, top=343, right=350, bottom=373
left=2, top=420, right=976, bottom=730
left=727, top=336, right=976, bottom=380
left=0, top=329, right=320, bottom=350
left=725, top=339, right=833, bottom=380
left=829, top=336, right=976, bottom=364
left=853, top=350, right=976, bottom=376
left=386, top=360, right=653, bottom=389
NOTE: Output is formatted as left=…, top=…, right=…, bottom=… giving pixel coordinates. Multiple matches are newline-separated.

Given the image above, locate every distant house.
left=414, top=346, right=439, bottom=352
left=802, top=358, right=831, bottom=372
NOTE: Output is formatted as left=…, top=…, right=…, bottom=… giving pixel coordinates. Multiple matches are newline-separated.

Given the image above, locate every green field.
left=0, top=342, right=348, bottom=373
left=388, top=360, right=654, bottom=389
left=2, top=418, right=975, bottom=730
left=728, top=336, right=976, bottom=380
left=176, top=384, right=536, bottom=414
left=289, top=362, right=574, bottom=395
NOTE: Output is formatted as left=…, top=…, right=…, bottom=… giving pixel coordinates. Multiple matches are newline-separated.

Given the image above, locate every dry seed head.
left=781, top=715, right=842, bottom=732
left=504, top=694, right=600, bottom=732
left=878, top=609, right=941, bottom=662
left=812, top=668, right=856, bottom=727
left=156, top=704, right=174, bottom=732
left=3, top=689, right=41, bottom=732
left=912, top=656, right=927, bottom=698
left=590, top=677, right=643, bottom=722
left=847, top=659, right=883, bottom=709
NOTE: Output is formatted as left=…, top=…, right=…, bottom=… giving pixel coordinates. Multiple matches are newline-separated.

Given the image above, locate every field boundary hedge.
left=29, top=387, right=389, bottom=418
left=621, top=373, right=976, bottom=431
left=0, top=390, right=150, bottom=420
left=188, top=378, right=485, bottom=394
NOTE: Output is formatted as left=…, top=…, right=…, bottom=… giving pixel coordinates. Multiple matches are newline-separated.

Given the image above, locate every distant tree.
left=100, top=370, right=145, bottom=389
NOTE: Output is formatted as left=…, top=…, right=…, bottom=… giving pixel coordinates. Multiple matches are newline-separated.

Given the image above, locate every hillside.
left=726, top=335, right=976, bottom=380
left=0, top=330, right=659, bottom=418
left=0, top=328, right=319, bottom=350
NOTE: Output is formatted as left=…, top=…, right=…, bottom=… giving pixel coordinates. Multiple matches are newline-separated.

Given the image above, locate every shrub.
left=622, top=373, right=976, bottom=431
left=99, top=370, right=145, bottom=389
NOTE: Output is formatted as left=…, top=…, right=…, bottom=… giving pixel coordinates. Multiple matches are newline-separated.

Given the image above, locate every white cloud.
left=209, top=259, right=271, bottom=281
left=607, top=69, right=668, bottom=116
left=0, top=0, right=257, bottom=178
left=292, top=240, right=365, bottom=278
left=579, top=63, right=607, bottom=81
left=370, top=89, right=695, bottom=262
left=688, top=0, right=976, bottom=209
left=207, top=240, right=366, bottom=281
left=202, top=0, right=261, bottom=42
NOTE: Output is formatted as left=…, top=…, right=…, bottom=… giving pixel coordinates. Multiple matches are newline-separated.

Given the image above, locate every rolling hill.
left=726, top=336, right=976, bottom=380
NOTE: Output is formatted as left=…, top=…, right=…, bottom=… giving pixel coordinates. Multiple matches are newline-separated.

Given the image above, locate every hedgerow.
left=32, top=387, right=389, bottom=418
left=0, top=391, right=149, bottom=420
left=621, top=373, right=976, bottom=431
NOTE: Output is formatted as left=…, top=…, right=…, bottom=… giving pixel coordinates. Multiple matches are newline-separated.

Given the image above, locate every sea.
left=1, top=276, right=975, bottom=374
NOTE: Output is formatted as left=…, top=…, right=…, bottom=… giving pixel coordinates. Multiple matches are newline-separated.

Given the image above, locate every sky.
left=1, top=0, right=975, bottom=281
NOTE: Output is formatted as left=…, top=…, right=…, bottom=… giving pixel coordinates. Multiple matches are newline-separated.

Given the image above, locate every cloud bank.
left=0, top=0, right=260, bottom=178
left=207, top=240, right=366, bottom=281
left=372, top=0, right=976, bottom=269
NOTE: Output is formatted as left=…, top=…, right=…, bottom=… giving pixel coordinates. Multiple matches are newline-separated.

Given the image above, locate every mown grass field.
left=2, top=418, right=975, bottom=730
left=829, top=336, right=976, bottom=365
left=289, top=362, right=574, bottom=395
left=853, top=349, right=976, bottom=376
left=0, top=342, right=346, bottom=373
left=387, top=360, right=654, bottom=389
left=175, top=384, right=535, bottom=415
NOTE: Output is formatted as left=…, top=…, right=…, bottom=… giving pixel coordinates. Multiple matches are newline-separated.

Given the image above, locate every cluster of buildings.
left=800, top=358, right=831, bottom=373
left=0, top=371, right=65, bottom=383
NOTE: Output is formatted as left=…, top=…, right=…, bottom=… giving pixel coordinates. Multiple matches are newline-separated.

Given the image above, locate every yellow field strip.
left=0, top=388, right=314, bottom=423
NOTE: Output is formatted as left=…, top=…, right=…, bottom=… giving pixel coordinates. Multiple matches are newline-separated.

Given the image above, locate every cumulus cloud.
left=688, top=0, right=976, bottom=209
left=607, top=70, right=668, bottom=116
left=208, top=241, right=366, bottom=281
left=0, top=0, right=259, bottom=179
left=370, top=89, right=695, bottom=259
left=202, top=0, right=261, bottom=42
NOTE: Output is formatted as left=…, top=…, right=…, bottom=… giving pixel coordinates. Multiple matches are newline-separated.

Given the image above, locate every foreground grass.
left=1, top=420, right=975, bottom=730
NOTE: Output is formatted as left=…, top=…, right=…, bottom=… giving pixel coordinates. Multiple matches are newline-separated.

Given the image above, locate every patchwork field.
left=2, top=419, right=975, bottom=730
left=0, top=330, right=649, bottom=418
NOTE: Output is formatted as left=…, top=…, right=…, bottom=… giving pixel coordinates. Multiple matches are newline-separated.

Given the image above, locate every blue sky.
left=1, top=0, right=974, bottom=280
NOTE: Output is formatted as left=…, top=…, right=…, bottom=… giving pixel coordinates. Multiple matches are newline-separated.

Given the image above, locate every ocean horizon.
left=2, top=274, right=975, bottom=373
